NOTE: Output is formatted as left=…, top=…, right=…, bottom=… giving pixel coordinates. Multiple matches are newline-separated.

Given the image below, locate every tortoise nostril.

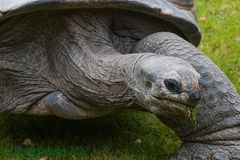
left=164, top=79, right=181, bottom=93
left=145, top=81, right=152, bottom=89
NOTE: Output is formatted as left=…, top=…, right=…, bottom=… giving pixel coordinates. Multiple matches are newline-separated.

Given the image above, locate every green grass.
left=197, top=0, right=240, bottom=92
left=0, top=113, right=179, bottom=160
left=0, top=0, right=239, bottom=159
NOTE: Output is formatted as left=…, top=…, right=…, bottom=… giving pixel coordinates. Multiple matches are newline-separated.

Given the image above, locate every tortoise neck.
left=45, top=11, right=148, bottom=108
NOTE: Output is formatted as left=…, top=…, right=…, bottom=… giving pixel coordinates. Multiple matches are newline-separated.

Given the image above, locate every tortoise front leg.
left=132, top=32, right=240, bottom=159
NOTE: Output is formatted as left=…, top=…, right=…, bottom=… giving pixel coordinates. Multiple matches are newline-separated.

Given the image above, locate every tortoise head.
left=133, top=56, right=200, bottom=117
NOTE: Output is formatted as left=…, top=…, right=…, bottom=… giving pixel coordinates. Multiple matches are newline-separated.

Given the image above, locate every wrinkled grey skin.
left=0, top=4, right=239, bottom=160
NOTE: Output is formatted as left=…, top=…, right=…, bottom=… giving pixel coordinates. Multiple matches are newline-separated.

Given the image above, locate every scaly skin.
left=132, top=32, right=240, bottom=159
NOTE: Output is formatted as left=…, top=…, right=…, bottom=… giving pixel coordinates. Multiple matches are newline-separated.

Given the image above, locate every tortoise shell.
left=0, top=0, right=201, bottom=46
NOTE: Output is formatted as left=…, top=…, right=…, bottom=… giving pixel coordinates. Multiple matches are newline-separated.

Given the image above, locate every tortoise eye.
left=164, top=79, right=181, bottom=93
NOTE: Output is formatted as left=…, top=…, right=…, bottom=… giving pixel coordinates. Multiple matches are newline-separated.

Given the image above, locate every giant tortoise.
left=0, top=0, right=240, bottom=159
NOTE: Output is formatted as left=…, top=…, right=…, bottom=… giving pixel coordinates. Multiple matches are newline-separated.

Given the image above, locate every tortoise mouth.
left=152, top=94, right=194, bottom=107
left=149, top=95, right=193, bottom=117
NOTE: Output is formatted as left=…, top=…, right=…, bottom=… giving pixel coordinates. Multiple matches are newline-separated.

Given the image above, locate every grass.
left=197, top=0, right=240, bottom=92
left=0, top=0, right=239, bottom=159
left=0, top=113, right=179, bottom=160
